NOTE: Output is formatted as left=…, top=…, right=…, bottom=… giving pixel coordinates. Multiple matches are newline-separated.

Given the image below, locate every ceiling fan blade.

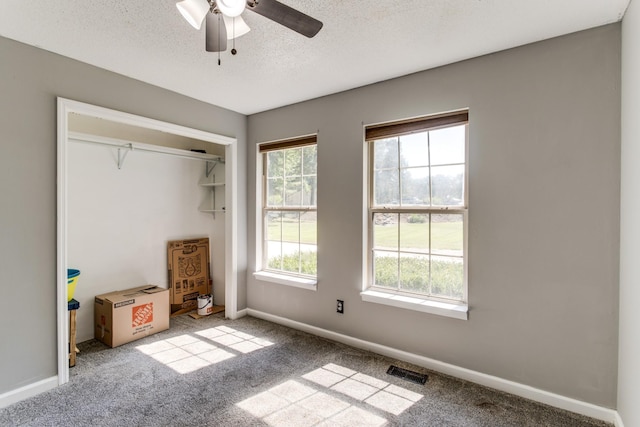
left=248, top=0, right=323, bottom=38
left=205, top=12, right=228, bottom=52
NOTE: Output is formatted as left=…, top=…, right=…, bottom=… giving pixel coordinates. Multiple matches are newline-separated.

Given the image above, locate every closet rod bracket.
left=206, top=160, right=217, bottom=177
left=117, top=144, right=133, bottom=169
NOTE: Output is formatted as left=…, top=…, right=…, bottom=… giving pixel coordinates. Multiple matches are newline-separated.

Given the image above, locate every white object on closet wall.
left=199, top=160, right=226, bottom=217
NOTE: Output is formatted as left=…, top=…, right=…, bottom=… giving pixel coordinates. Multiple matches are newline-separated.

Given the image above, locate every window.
left=258, top=135, right=317, bottom=283
left=365, top=111, right=468, bottom=315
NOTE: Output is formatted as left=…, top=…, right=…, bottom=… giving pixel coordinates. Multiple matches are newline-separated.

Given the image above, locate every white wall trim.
left=0, top=376, right=58, bottom=409
left=225, top=140, right=239, bottom=319
left=253, top=271, right=318, bottom=291
left=56, top=98, right=70, bottom=386
left=360, top=289, right=468, bottom=320
left=59, top=99, right=236, bottom=145
left=246, top=308, right=619, bottom=424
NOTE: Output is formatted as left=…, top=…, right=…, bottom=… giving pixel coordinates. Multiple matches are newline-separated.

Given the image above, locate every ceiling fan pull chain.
left=231, top=17, right=238, bottom=55
left=218, top=12, right=222, bottom=65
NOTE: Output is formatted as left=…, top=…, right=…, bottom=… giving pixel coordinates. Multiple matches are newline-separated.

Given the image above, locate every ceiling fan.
left=176, top=0, right=323, bottom=56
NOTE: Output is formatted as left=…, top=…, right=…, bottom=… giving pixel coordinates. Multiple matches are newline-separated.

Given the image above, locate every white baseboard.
left=0, top=376, right=58, bottom=409
left=234, top=308, right=248, bottom=318
left=247, top=309, right=620, bottom=425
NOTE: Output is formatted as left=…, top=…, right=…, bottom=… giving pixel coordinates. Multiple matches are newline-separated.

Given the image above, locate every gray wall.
left=247, top=24, right=621, bottom=407
left=618, top=0, right=640, bottom=424
left=0, top=36, right=247, bottom=395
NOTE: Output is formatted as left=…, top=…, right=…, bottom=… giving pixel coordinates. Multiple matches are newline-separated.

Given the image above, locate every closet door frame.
left=56, top=97, right=239, bottom=385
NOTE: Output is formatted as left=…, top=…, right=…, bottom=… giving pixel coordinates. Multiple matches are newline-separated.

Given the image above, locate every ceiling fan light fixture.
left=222, top=14, right=251, bottom=39
left=176, top=0, right=211, bottom=29
left=177, top=0, right=323, bottom=57
left=216, top=0, right=246, bottom=18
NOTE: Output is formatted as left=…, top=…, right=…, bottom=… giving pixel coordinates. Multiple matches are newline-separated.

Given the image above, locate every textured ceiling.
left=0, top=0, right=630, bottom=115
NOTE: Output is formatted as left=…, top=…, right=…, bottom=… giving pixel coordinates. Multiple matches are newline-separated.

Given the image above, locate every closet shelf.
left=200, top=160, right=224, bottom=217
left=68, top=131, right=223, bottom=170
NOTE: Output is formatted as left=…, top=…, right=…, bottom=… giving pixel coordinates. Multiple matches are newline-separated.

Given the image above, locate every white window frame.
left=362, top=111, right=469, bottom=320
left=253, top=135, right=318, bottom=291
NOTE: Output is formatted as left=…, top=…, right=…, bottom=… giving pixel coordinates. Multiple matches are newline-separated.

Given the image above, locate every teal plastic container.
left=67, top=269, right=81, bottom=302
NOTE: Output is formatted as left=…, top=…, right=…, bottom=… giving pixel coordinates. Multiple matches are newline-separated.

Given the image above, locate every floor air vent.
left=386, top=365, right=428, bottom=385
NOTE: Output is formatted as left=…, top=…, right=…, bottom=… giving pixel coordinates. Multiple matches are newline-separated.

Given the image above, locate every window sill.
left=360, top=289, right=468, bottom=320
left=253, top=271, right=317, bottom=291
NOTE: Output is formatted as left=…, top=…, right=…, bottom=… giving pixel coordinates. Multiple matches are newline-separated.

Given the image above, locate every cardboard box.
left=94, top=285, right=169, bottom=348
left=168, top=238, right=211, bottom=312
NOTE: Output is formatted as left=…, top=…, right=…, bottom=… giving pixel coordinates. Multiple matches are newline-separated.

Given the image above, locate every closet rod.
left=68, top=131, right=224, bottom=167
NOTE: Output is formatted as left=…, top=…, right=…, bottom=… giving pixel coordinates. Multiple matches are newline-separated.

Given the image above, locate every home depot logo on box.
left=132, top=302, right=154, bottom=327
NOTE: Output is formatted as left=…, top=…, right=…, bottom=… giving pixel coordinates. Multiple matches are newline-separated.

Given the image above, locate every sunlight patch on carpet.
left=236, top=363, right=424, bottom=426
left=135, top=326, right=274, bottom=374
left=197, top=325, right=275, bottom=354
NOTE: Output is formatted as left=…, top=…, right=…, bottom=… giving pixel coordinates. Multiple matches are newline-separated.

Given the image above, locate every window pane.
left=282, top=251, right=301, bottom=275
left=266, top=211, right=283, bottom=241
left=431, top=165, right=464, bottom=206
left=284, top=178, right=302, bottom=206
left=281, top=211, right=300, bottom=243
left=267, top=249, right=282, bottom=270
left=300, top=211, right=317, bottom=246
left=374, top=169, right=399, bottom=206
left=266, top=212, right=283, bottom=270
left=302, top=145, right=317, bottom=175
left=266, top=210, right=317, bottom=277
left=399, top=214, right=429, bottom=253
left=300, top=250, right=317, bottom=276
left=267, top=151, right=284, bottom=178
left=267, top=178, right=283, bottom=206
left=400, top=133, right=429, bottom=168
left=302, top=176, right=317, bottom=206
left=430, top=256, right=464, bottom=300
left=399, top=254, right=429, bottom=293
left=374, top=138, right=398, bottom=170
left=430, top=125, right=465, bottom=166
left=374, top=251, right=398, bottom=289
left=284, top=148, right=302, bottom=176
left=373, top=213, right=398, bottom=251
left=401, top=167, right=429, bottom=206
left=431, top=214, right=463, bottom=256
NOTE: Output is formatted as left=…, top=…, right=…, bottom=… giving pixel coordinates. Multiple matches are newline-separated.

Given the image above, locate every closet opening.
left=56, top=98, right=238, bottom=386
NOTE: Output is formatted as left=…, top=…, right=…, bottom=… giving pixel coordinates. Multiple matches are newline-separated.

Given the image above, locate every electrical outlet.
left=337, top=300, right=344, bottom=314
